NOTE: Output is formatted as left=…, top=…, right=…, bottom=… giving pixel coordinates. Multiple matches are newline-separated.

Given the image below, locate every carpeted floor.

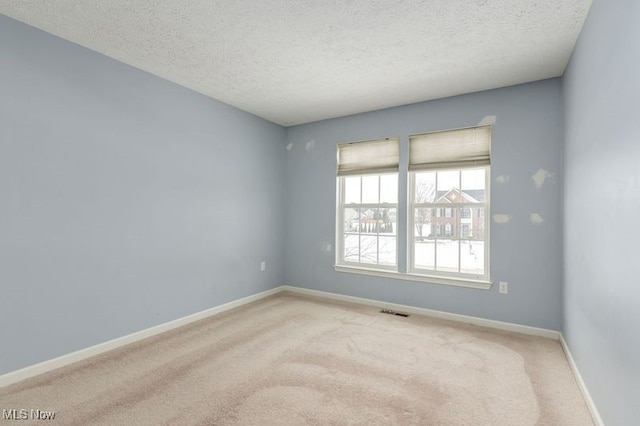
left=0, top=292, right=593, bottom=425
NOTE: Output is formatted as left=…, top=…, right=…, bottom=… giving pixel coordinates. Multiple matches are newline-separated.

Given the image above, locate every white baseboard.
left=1, top=282, right=600, bottom=426
left=283, top=285, right=603, bottom=425
left=0, top=286, right=282, bottom=388
left=281, top=285, right=561, bottom=339
left=560, top=335, right=605, bottom=426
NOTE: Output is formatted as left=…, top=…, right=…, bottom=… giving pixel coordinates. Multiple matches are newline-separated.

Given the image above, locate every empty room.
left=0, top=0, right=637, bottom=425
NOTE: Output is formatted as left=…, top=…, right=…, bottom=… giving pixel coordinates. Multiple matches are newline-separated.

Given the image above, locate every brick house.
left=426, top=188, right=485, bottom=240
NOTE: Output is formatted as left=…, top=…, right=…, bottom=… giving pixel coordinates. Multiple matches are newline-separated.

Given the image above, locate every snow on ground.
left=344, top=236, right=484, bottom=275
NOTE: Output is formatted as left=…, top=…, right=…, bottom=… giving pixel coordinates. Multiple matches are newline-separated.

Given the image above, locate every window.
left=409, top=126, right=490, bottom=280
left=335, top=125, right=491, bottom=287
left=337, top=138, right=399, bottom=270
left=461, top=223, right=470, bottom=238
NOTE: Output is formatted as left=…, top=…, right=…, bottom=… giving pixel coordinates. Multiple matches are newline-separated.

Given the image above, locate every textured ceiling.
left=0, top=1, right=592, bottom=126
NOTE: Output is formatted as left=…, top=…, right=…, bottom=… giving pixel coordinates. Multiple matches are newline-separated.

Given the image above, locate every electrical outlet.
left=260, top=261, right=266, bottom=272
left=499, top=281, right=508, bottom=294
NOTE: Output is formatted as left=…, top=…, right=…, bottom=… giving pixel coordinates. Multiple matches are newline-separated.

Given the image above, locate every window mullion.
left=338, top=177, right=345, bottom=265
left=458, top=207, right=462, bottom=274
left=485, top=166, right=490, bottom=278
left=359, top=177, right=363, bottom=263
left=458, top=171, right=462, bottom=273
left=377, top=176, right=381, bottom=265
left=434, top=172, right=438, bottom=271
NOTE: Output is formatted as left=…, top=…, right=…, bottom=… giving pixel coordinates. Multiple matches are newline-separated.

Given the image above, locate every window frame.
left=408, top=166, right=490, bottom=281
left=336, top=172, right=399, bottom=271
left=333, top=126, right=492, bottom=290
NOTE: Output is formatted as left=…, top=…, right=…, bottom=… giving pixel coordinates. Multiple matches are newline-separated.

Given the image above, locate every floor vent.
left=380, top=309, right=410, bottom=317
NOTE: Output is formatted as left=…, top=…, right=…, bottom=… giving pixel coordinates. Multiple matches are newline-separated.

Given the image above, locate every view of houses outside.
left=341, top=169, right=487, bottom=276
left=342, top=174, right=397, bottom=267
left=412, top=169, right=486, bottom=276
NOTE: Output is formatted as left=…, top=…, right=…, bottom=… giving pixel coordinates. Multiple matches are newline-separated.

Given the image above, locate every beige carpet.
left=1, top=292, right=593, bottom=425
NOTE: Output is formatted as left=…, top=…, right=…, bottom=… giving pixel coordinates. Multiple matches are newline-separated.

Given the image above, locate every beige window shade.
left=409, top=126, right=491, bottom=171
left=337, top=138, right=399, bottom=176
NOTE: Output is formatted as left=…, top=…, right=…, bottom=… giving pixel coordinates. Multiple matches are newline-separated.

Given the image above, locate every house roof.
left=436, top=188, right=485, bottom=203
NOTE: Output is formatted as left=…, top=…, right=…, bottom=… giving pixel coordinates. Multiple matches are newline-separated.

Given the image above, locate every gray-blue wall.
left=0, top=15, right=286, bottom=375
left=285, top=79, right=564, bottom=330
left=563, top=0, right=640, bottom=424
left=7, top=8, right=638, bottom=423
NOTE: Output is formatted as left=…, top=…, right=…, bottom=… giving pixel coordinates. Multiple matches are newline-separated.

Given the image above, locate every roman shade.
left=337, top=137, right=399, bottom=176
left=409, top=126, right=491, bottom=171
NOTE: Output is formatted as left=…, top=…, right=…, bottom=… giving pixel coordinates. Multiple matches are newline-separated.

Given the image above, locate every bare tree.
left=414, top=180, right=436, bottom=238
left=343, top=208, right=395, bottom=263
left=343, top=234, right=378, bottom=263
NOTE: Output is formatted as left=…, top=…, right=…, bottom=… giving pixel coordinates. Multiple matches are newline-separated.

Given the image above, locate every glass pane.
left=344, top=176, right=361, bottom=204
left=380, top=174, right=398, bottom=204
left=379, top=236, right=396, bottom=266
left=361, top=175, right=379, bottom=203
left=414, top=208, right=433, bottom=239
left=414, top=172, right=436, bottom=203
left=436, top=238, right=459, bottom=273
left=360, top=235, right=377, bottom=264
left=459, top=207, right=471, bottom=239
left=469, top=207, right=486, bottom=241
left=344, top=234, right=359, bottom=262
left=379, top=207, right=396, bottom=235
left=343, top=208, right=359, bottom=233
left=414, top=241, right=435, bottom=271
left=414, top=207, right=435, bottom=270
left=360, top=208, right=376, bottom=233
left=460, top=223, right=470, bottom=238
left=436, top=170, right=460, bottom=202
left=460, top=240, right=484, bottom=275
left=460, top=206, right=485, bottom=274
left=461, top=169, right=485, bottom=203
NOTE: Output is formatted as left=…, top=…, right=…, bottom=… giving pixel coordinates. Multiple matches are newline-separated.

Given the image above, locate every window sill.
left=334, top=265, right=492, bottom=290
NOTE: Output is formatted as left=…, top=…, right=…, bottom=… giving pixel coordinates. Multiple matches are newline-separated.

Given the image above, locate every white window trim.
left=333, top=265, right=492, bottom=290
left=407, top=167, right=491, bottom=281
left=334, top=127, right=492, bottom=290
left=335, top=173, right=399, bottom=271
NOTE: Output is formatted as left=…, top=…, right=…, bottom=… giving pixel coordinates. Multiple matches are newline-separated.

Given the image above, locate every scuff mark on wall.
left=478, top=115, right=497, bottom=126
left=496, top=175, right=510, bottom=184
left=530, top=213, right=544, bottom=225
left=305, top=140, right=316, bottom=151
left=493, top=214, right=511, bottom=224
left=532, top=169, right=553, bottom=189
left=321, top=242, right=332, bottom=253
left=286, top=142, right=294, bottom=151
